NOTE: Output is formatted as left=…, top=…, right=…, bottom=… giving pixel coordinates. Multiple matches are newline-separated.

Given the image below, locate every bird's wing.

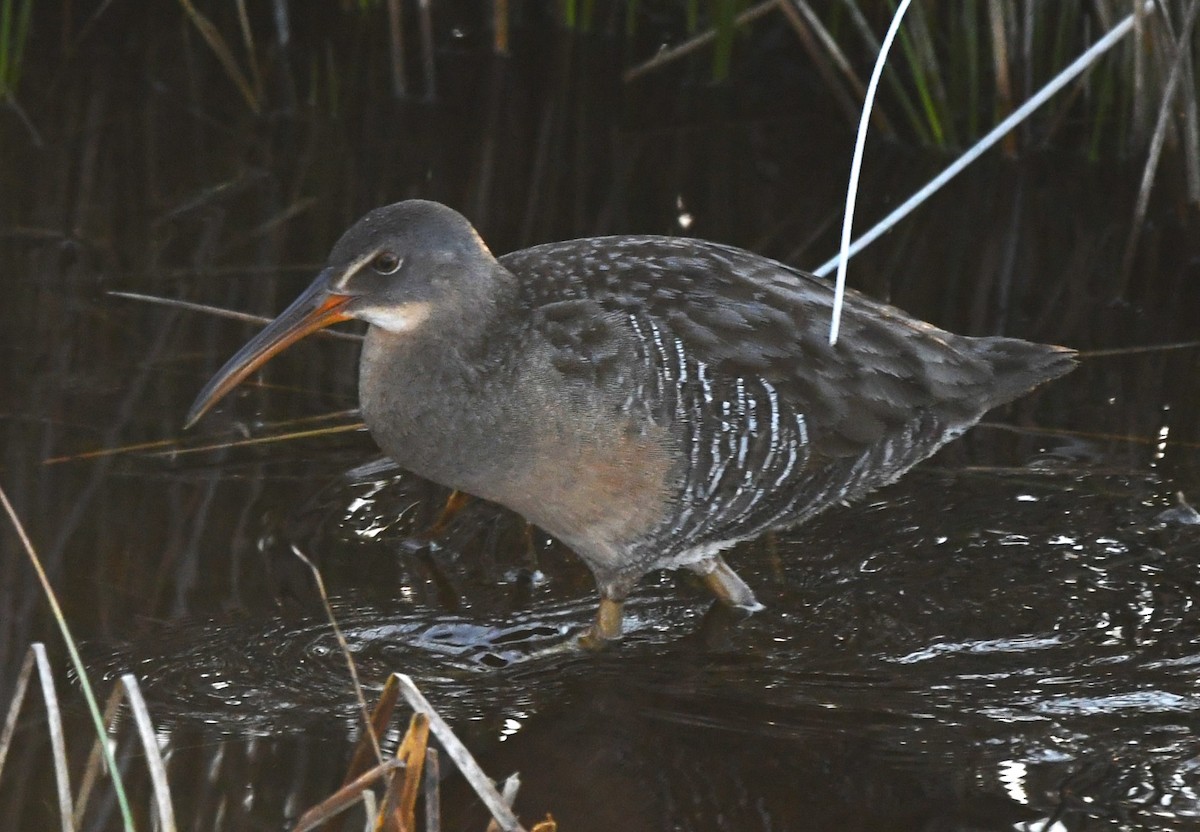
left=500, top=236, right=995, bottom=459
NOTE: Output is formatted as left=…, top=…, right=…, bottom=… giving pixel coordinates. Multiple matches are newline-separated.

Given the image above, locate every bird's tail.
left=973, top=337, right=1077, bottom=410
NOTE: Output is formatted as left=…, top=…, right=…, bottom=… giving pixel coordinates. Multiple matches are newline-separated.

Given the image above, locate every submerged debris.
left=295, top=671, right=541, bottom=832
left=1156, top=492, right=1200, bottom=526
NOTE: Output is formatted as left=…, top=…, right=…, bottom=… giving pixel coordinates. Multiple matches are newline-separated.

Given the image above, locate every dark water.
left=2, top=5, right=1199, bottom=831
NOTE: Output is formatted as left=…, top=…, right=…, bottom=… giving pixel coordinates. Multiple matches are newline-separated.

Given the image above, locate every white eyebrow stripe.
left=333, top=249, right=383, bottom=290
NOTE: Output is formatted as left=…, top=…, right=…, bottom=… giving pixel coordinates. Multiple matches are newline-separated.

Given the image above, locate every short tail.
left=973, top=337, right=1077, bottom=410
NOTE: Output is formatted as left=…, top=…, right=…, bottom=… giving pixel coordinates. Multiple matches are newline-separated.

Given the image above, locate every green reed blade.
left=0, top=485, right=138, bottom=831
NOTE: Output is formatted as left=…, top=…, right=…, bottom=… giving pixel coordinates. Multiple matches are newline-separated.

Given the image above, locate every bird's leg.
left=421, top=489, right=471, bottom=540
left=577, top=593, right=625, bottom=651
left=692, top=556, right=764, bottom=612
left=403, top=490, right=472, bottom=553
left=514, top=588, right=626, bottom=661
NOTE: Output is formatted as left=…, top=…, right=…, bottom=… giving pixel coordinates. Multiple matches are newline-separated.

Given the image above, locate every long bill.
left=185, top=270, right=353, bottom=429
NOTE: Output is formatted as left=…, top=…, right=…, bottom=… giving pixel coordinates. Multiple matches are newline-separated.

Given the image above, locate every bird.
left=187, top=199, right=1076, bottom=649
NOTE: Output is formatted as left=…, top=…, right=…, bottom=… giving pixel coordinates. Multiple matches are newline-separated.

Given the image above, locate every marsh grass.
left=275, top=3, right=1200, bottom=278
left=0, top=644, right=548, bottom=831
left=12, top=0, right=1191, bottom=213
left=610, top=0, right=1200, bottom=175
left=827, top=1, right=1199, bottom=164
left=0, top=646, right=184, bottom=831
left=0, top=483, right=551, bottom=831
left=0, top=485, right=141, bottom=831
left=0, top=0, right=31, bottom=98
left=81, top=1, right=1195, bottom=166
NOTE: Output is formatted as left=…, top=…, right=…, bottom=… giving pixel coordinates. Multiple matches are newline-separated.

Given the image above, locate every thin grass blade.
left=338, top=674, right=402, bottom=820
left=839, top=0, right=930, bottom=143
left=72, top=683, right=127, bottom=827
left=711, top=0, right=736, bottom=82
left=106, top=291, right=364, bottom=342
left=624, top=1, right=776, bottom=82
left=0, top=0, right=14, bottom=94
left=234, top=0, right=264, bottom=102
left=484, top=774, right=521, bottom=832
left=776, top=0, right=866, bottom=128
left=120, top=675, right=177, bottom=832
left=293, top=760, right=404, bottom=832
left=151, top=423, right=367, bottom=458
left=1120, top=0, right=1200, bottom=285
left=293, top=546, right=384, bottom=767
left=0, top=648, right=36, bottom=785
left=389, top=673, right=526, bottom=832
left=418, top=0, right=436, bottom=99
left=904, top=0, right=954, bottom=146
left=395, top=713, right=429, bottom=830
left=494, top=0, right=510, bottom=54
left=789, top=0, right=892, bottom=136
left=0, top=485, right=137, bottom=830
left=813, top=1, right=1156, bottom=278
left=176, top=0, right=261, bottom=113
left=33, top=644, right=74, bottom=832
left=376, top=712, right=429, bottom=832
left=422, top=748, right=440, bottom=832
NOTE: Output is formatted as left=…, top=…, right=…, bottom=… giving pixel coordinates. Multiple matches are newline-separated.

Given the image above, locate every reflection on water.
left=83, top=464, right=1200, bottom=828
left=91, top=594, right=702, bottom=729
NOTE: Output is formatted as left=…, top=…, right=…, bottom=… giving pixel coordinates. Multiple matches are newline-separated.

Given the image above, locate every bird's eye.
left=372, top=252, right=402, bottom=275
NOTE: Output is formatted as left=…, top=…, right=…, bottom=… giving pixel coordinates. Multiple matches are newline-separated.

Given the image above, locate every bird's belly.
left=479, top=422, right=679, bottom=574
left=363, top=391, right=678, bottom=575
left=360, top=330, right=680, bottom=575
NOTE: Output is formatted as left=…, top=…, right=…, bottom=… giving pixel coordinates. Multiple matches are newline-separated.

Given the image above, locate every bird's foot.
left=694, top=555, right=764, bottom=612
left=574, top=626, right=621, bottom=652
left=508, top=595, right=625, bottom=660
left=573, top=594, right=625, bottom=651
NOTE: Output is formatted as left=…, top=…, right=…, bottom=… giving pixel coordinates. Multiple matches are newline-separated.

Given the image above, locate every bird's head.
left=184, top=200, right=499, bottom=428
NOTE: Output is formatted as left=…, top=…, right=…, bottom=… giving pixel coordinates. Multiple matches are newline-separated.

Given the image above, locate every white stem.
left=816, top=1, right=1156, bottom=284
left=829, top=0, right=912, bottom=345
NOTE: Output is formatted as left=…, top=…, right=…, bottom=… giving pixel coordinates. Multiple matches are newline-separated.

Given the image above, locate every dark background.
left=1, top=3, right=1199, bottom=829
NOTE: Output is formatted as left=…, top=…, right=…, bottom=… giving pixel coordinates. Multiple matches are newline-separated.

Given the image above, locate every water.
left=2, top=6, right=1199, bottom=830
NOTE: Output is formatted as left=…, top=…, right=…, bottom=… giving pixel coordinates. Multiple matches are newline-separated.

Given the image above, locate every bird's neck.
left=356, top=268, right=532, bottom=492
